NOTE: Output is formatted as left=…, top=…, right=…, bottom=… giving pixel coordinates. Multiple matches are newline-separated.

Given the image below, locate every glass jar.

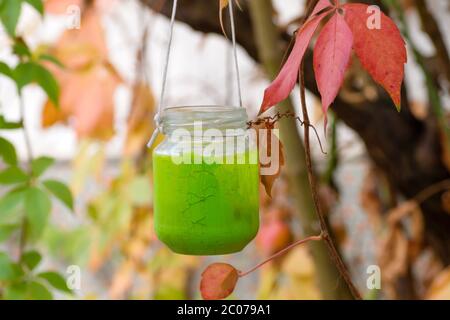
left=153, top=106, right=260, bottom=255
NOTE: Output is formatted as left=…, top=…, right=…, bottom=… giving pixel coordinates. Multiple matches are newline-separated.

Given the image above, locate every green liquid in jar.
left=153, top=151, right=260, bottom=255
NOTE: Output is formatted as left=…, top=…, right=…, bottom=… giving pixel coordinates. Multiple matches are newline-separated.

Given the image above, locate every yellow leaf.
left=426, top=267, right=450, bottom=300
left=124, top=83, right=156, bottom=156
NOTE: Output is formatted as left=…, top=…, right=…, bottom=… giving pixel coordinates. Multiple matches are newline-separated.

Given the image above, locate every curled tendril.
left=247, top=112, right=327, bottom=155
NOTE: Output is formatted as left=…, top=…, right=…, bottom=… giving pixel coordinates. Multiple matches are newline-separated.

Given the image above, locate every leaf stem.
left=17, top=91, right=33, bottom=260
left=238, top=233, right=323, bottom=278
left=299, top=62, right=362, bottom=300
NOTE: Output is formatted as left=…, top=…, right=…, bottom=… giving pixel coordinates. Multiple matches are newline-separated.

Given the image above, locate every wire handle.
left=147, top=0, right=243, bottom=148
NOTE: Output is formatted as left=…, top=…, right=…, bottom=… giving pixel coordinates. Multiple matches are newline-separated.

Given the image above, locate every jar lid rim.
left=159, top=105, right=249, bottom=133
left=161, top=105, right=245, bottom=114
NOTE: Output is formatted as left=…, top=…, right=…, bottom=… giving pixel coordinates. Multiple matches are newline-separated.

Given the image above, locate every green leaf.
left=42, top=180, right=74, bottom=211
left=14, top=62, right=60, bottom=105
left=0, top=137, right=18, bottom=165
left=27, top=281, right=53, bottom=300
left=13, top=39, right=32, bottom=59
left=21, top=250, right=42, bottom=270
left=38, top=54, right=65, bottom=69
left=0, top=0, right=22, bottom=37
left=4, top=280, right=53, bottom=300
left=0, top=166, right=28, bottom=185
left=0, top=189, right=25, bottom=223
left=38, top=271, right=71, bottom=293
left=31, top=156, right=54, bottom=177
left=0, top=252, right=23, bottom=281
left=0, top=115, right=22, bottom=129
left=3, top=282, right=27, bottom=300
left=0, top=61, right=14, bottom=79
left=25, top=187, right=51, bottom=241
left=0, top=224, right=19, bottom=242
left=23, top=0, right=43, bottom=15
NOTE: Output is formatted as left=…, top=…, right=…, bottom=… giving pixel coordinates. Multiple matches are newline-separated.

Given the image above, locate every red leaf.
left=343, top=4, right=407, bottom=109
left=200, top=263, right=239, bottom=300
left=259, top=10, right=329, bottom=115
left=313, top=13, right=353, bottom=128
left=256, top=219, right=293, bottom=257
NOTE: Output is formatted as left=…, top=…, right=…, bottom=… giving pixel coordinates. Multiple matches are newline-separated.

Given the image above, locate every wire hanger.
left=147, top=0, right=243, bottom=148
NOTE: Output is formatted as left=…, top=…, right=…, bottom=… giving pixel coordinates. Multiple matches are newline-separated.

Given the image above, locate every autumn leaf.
left=256, top=121, right=285, bottom=197
left=200, top=263, right=239, bottom=300
left=259, top=10, right=330, bottom=114
left=343, top=3, right=407, bottom=110
left=219, top=0, right=229, bottom=37
left=124, top=83, right=156, bottom=156
left=219, top=0, right=242, bottom=37
left=426, top=267, right=450, bottom=300
left=42, top=7, right=122, bottom=140
left=311, top=0, right=335, bottom=17
left=313, top=13, right=353, bottom=129
left=256, top=218, right=293, bottom=257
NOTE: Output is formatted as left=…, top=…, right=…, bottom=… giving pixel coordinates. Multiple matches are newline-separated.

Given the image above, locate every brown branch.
left=416, top=0, right=450, bottom=85
left=238, top=233, right=323, bottom=278
left=299, top=63, right=362, bottom=300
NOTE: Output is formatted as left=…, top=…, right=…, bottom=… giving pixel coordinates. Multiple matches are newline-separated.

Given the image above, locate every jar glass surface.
left=153, top=106, right=260, bottom=255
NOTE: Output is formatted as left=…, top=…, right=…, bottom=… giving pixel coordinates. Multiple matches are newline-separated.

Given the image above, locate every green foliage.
left=0, top=189, right=26, bottom=223
left=13, top=39, right=32, bottom=60
left=0, top=166, right=28, bottom=185
left=25, top=187, right=52, bottom=241
left=31, top=156, right=55, bottom=177
left=38, top=271, right=72, bottom=293
left=0, top=137, right=18, bottom=165
left=38, top=54, right=65, bottom=69
left=14, top=62, right=60, bottom=105
left=0, top=0, right=74, bottom=301
left=23, top=0, right=44, bottom=16
left=0, top=0, right=44, bottom=37
left=21, top=250, right=42, bottom=270
left=0, top=115, right=22, bottom=129
left=0, top=0, right=22, bottom=37
left=0, top=225, right=19, bottom=242
left=0, top=253, right=22, bottom=281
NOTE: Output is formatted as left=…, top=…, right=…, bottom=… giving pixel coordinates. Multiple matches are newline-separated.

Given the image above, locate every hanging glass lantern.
left=153, top=106, right=259, bottom=255
left=148, top=0, right=259, bottom=255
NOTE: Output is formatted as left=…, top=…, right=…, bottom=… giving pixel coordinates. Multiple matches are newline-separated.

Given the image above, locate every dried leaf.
left=426, top=266, right=450, bottom=299
left=200, top=263, right=239, bottom=300
left=256, top=122, right=285, bottom=197
left=378, top=226, right=409, bottom=297
left=124, top=83, right=155, bottom=156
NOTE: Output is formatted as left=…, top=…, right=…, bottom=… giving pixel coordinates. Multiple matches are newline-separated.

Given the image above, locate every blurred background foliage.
left=0, top=0, right=449, bottom=300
